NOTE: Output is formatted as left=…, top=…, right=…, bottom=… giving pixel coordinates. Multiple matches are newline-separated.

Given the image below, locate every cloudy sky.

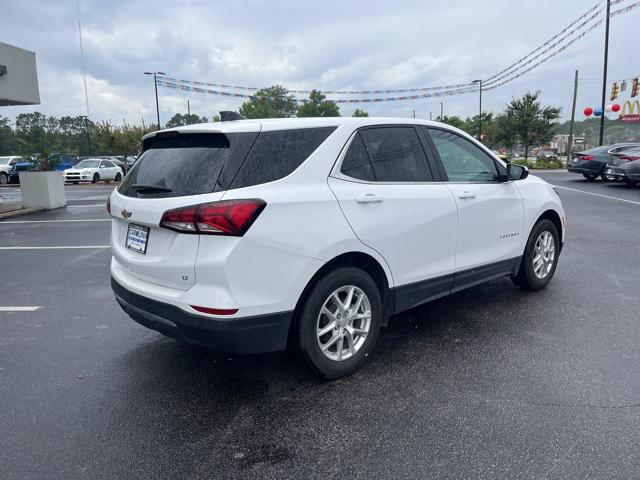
left=2, top=0, right=638, bottom=125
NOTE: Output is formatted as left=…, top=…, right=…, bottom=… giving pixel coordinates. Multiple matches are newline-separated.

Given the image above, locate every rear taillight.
left=160, top=199, right=266, bottom=236
left=580, top=155, right=594, bottom=161
left=106, top=197, right=111, bottom=214
left=620, top=155, right=640, bottom=162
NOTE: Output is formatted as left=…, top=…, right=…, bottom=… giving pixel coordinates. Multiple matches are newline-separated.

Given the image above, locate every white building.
left=0, top=42, right=40, bottom=106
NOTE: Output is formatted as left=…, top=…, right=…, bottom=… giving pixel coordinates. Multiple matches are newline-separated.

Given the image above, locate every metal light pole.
left=79, top=115, right=92, bottom=155
left=144, top=71, right=166, bottom=129
left=440, top=102, right=444, bottom=120
left=598, top=0, right=611, bottom=146
left=472, top=79, right=483, bottom=141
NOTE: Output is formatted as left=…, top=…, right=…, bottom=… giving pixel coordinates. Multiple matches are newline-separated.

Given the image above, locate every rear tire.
left=0, top=173, right=7, bottom=185
left=115, top=172, right=122, bottom=182
left=297, top=267, right=382, bottom=379
left=512, top=219, right=560, bottom=291
left=92, top=173, right=100, bottom=184
left=582, top=173, right=597, bottom=181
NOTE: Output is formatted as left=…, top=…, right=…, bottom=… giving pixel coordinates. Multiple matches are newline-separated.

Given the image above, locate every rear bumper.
left=567, top=164, right=604, bottom=175
left=112, top=277, right=293, bottom=354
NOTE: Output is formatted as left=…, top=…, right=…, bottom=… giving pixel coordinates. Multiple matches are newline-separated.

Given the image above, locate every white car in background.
left=109, top=117, right=565, bottom=379
left=64, top=159, right=123, bottom=184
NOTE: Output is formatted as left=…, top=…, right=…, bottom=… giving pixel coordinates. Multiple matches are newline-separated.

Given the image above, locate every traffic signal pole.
left=599, top=0, right=611, bottom=146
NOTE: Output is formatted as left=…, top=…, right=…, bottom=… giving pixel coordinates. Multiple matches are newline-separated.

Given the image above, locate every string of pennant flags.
left=156, top=79, right=480, bottom=103
left=156, top=76, right=474, bottom=95
left=156, top=0, right=640, bottom=104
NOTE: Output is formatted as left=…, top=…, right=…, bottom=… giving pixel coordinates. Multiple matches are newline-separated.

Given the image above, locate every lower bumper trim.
left=111, top=277, right=293, bottom=354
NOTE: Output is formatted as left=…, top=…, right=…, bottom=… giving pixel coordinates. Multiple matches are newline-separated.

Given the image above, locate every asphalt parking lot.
left=1, top=173, right=639, bottom=480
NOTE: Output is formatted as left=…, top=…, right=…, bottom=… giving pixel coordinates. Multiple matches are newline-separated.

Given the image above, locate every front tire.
left=600, top=170, right=609, bottom=181
left=0, top=173, right=7, bottom=185
left=512, top=219, right=560, bottom=290
left=115, top=172, right=122, bottom=182
left=92, top=173, right=100, bottom=184
left=582, top=173, right=597, bottom=181
left=297, top=267, right=382, bottom=379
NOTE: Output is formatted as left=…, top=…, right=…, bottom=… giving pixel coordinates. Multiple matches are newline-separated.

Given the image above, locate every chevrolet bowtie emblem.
left=121, top=209, right=132, bottom=219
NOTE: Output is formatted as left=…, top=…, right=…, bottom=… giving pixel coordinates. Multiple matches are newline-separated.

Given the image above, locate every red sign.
left=621, top=114, right=640, bottom=123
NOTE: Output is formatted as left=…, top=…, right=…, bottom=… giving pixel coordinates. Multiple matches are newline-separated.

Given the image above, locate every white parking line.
left=0, top=245, right=111, bottom=250
left=0, top=306, right=41, bottom=312
left=67, top=204, right=104, bottom=208
left=0, top=219, right=110, bottom=224
left=553, top=185, right=640, bottom=206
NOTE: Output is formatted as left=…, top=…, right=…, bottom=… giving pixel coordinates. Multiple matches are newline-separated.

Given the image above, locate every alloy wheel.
left=533, top=231, right=555, bottom=279
left=316, top=285, right=371, bottom=362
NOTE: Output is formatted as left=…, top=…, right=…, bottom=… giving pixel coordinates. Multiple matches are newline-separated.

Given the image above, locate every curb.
left=0, top=207, right=46, bottom=220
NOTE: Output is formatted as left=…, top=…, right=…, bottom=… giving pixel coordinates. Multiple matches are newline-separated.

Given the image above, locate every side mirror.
left=507, top=163, right=529, bottom=181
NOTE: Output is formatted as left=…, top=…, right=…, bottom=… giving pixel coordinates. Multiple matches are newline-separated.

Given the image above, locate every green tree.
left=238, top=85, right=297, bottom=119
left=296, top=90, right=340, bottom=117
left=352, top=108, right=369, bottom=117
left=500, top=91, right=561, bottom=158
left=463, top=112, right=495, bottom=143
left=165, top=113, right=208, bottom=128
left=438, top=115, right=466, bottom=130
left=14, top=112, right=49, bottom=155
left=0, top=116, right=16, bottom=154
left=240, top=85, right=296, bottom=118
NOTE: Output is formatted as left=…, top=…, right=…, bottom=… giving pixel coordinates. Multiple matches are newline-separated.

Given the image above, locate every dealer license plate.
left=125, top=223, right=149, bottom=254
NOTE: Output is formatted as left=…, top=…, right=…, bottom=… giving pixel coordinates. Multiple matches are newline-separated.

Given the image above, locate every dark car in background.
left=605, top=147, right=640, bottom=186
left=567, top=144, right=639, bottom=181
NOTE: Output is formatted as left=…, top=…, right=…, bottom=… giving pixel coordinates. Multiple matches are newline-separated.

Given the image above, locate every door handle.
left=355, top=193, right=384, bottom=204
left=457, top=191, right=476, bottom=199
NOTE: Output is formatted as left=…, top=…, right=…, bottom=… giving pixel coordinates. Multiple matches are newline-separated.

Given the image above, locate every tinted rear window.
left=230, top=127, right=336, bottom=189
left=119, top=132, right=258, bottom=198
left=359, top=127, right=433, bottom=182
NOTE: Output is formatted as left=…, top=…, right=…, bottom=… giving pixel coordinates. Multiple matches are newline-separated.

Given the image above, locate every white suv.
left=109, top=117, right=565, bottom=378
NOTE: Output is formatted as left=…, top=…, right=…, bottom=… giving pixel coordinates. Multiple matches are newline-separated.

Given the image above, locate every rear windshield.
left=119, top=132, right=258, bottom=198
left=119, top=127, right=336, bottom=198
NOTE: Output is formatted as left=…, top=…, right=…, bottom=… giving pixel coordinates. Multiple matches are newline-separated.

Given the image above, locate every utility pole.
left=144, top=71, right=166, bottom=130
left=440, top=102, right=444, bottom=121
left=429, top=112, right=433, bottom=121
left=599, top=0, right=611, bottom=146
left=567, top=70, right=579, bottom=165
left=187, top=101, right=191, bottom=125
left=473, top=79, right=483, bottom=141
left=411, top=109, right=418, bottom=119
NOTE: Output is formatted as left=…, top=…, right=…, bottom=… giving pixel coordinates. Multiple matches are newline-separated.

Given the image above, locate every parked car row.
left=567, top=143, right=640, bottom=184
left=0, top=156, right=33, bottom=184
left=0, top=153, right=137, bottom=185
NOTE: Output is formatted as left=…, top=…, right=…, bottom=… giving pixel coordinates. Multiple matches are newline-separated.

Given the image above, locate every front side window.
left=358, top=127, right=432, bottom=182
left=427, top=128, right=499, bottom=182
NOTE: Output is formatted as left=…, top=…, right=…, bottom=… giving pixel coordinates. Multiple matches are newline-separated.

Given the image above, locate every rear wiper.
left=131, top=184, right=172, bottom=193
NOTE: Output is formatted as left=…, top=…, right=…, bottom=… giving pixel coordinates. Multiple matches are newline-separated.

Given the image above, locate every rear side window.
left=119, top=132, right=258, bottom=198
left=340, top=133, right=376, bottom=181
left=359, top=127, right=433, bottom=182
left=230, top=127, right=336, bottom=189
